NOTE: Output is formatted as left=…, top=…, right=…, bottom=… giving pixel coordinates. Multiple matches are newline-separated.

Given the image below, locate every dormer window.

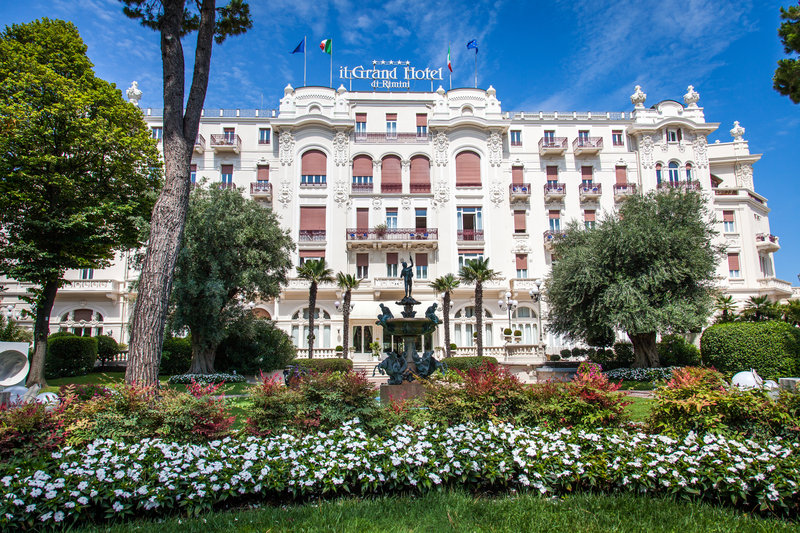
left=666, top=128, right=682, bottom=143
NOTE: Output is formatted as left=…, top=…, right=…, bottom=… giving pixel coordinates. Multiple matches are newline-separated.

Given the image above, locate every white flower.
left=112, top=501, right=124, bottom=512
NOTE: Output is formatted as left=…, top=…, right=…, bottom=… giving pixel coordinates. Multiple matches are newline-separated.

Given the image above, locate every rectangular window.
left=386, top=252, right=398, bottom=277
left=549, top=210, right=561, bottom=231
left=543, top=130, right=555, bottom=144
left=457, top=207, right=483, bottom=240
left=728, top=253, right=741, bottom=278
left=221, top=164, right=233, bottom=185
left=356, top=208, right=369, bottom=230
left=80, top=268, right=94, bottom=280
left=513, top=210, right=526, bottom=233
left=386, top=113, right=397, bottom=139
left=356, top=253, right=369, bottom=279
left=190, top=164, right=197, bottom=184
left=258, top=128, right=270, bottom=144
left=386, top=208, right=398, bottom=229
left=578, top=130, right=589, bottom=144
left=256, top=164, right=269, bottom=182
left=510, top=130, right=522, bottom=146
left=151, top=126, right=163, bottom=140
left=299, top=250, right=325, bottom=264
left=415, top=253, right=428, bottom=279
left=416, top=114, right=427, bottom=138
left=415, top=208, right=427, bottom=230
left=458, top=250, right=484, bottom=269
left=722, top=211, right=735, bottom=233
left=355, top=113, right=367, bottom=137
left=515, top=254, right=528, bottom=278
left=760, top=254, right=774, bottom=277
left=581, top=166, right=593, bottom=186
left=223, top=127, right=235, bottom=142
left=584, top=210, right=596, bottom=229
left=546, top=165, right=558, bottom=185
left=615, top=165, right=627, bottom=185
left=612, top=130, right=623, bottom=146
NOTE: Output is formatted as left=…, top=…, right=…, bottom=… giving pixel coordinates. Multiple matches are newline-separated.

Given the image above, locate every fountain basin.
left=382, top=317, right=437, bottom=338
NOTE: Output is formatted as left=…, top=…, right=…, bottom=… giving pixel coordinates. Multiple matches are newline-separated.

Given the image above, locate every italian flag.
left=447, top=46, right=452, bottom=72
left=320, top=39, right=332, bottom=54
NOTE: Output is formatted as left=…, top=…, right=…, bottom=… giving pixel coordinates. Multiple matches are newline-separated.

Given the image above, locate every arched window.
left=290, top=307, right=332, bottom=349
left=655, top=163, right=663, bottom=184
left=381, top=155, right=402, bottom=193
left=253, top=308, right=271, bottom=320
left=685, top=162, right=693, bottom=181
left=410, top=155, right=431, bottom=193
left=511, top=307, right=539, bottom=344
left=301, top=150, right=327, bottom=185
left=453, top=306, right=494, bottom=347
left=59, top=308, right=103, bottom=336
left=352, top=155, right=373, bottom=190
left=668, top=161, right=680, bottom=183
left=455, top=151, right=481, bottom=187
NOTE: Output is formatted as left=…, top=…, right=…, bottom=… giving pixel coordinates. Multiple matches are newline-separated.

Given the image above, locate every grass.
left=624, top=396, right=654, bottom=423
left=42, top=372, right=252, bottom=396
left=73, top=490, right=799, bottom=533
left=619, top=380, right=656, bottom=391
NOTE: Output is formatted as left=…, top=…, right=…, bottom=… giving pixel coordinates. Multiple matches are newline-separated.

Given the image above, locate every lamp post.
left=528, top=279, right=543, bottom=345
left=497, top=291, right=518, bottom=338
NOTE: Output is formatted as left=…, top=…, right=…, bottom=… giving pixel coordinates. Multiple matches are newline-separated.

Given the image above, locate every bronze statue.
left=373, top=349, right=408, bottom=385
left=424, top=302, right=440, bottom=325
left=376, top=303, right=394, bottom=328
left=399, top=256, right=414, bottom=298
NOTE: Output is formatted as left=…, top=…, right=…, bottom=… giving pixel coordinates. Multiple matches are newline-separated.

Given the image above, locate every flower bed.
left=605, top=367, right=680, bottom=383
left=1, top=421, right=797, bottom=528
left=167, top=373, right=247, bottom=384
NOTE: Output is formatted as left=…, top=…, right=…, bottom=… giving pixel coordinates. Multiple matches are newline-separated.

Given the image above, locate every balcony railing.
left=613, top=183, right=637, bottom=200
left=346, top=227, right=438, bottom=241
left=298, top=230, right=326, bottom=241
left=657, top=180, right=701, bottom=191
left=544, top=183, right=566, bottom=201
left=538, top=136, right=568, bottom=155
left=381, top=183, right=402, bottom=194
left=353, top=132, right=429, bottom=143
left=250, top=181, right=272, bottom=198
left=410, top=183, right=431, bottom=194
left=755, top=233, right=780, bottom=252
left=509, top=183, right=532, bottom=202
left=457, top=229, right=484, bottom=241
left=578, top=183, right=602, bottom=201
left=210, top=133, right=242, bottom=153
left=572, top=136, right=603, bottom=155
left=300, top=175, right=327, bottom=187
left=194, top=134, right=205, bottom=153
left=351, top=182, right=374, bottom=193
left=543, top=229, right=566, bottom=249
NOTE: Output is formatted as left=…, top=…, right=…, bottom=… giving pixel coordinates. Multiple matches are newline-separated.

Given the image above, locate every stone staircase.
left=352, top=360, right=387, bottom=386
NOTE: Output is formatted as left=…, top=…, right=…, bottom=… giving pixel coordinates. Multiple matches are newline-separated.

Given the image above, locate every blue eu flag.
left=291, top=39, right=305, bottom=54
left=466, top=39, right=478, bottom=53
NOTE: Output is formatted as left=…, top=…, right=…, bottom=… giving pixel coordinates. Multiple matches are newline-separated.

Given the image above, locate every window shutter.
left=221, top=164, right=233, bottom=174
left=548, top=210, right=560, bottom=219
left=301, top=150, right=327, bottom=175
left=299, top=250, right=325, bottom=258
left=355, top=113, right=366, bottom=123
left=299, top=206, right=326, bottom=230
left=512, top=166, right=523, bottom=184
left=415, top=253, right=428, bottom=266
left=74, top=309, right=93, bottom=322
left=385, top=113, right=397, bottom=121
left=416, top=114, right=427, bottom=126
left=723, top=211, right=734, bottom=223
left=515, top=254, right=528, bottom=270
left=459, top=249, right=484, bottom=254
left=257, top=165, right=269, bottom=180
left=581, top=166, right=593, bottom=180
left=190, top=164, right=197, bottom=172
left=357, top=253, right=369, bottom=267
left=546, top=166, right=558, bottom=180
left=615, top=165, right=627, bottom=185
left=356, top=208, right=369, bottom=229
left=513, top=210, right=526, bottom=232
left=455, top=151, right=481, bottom=186
left=353, top=155, right=373, bottom=176
left=409, top=155, right=430, bottom=186
left=728, top=253, right=740, bottom=271
left=386, top=253, right=398, bottom=265
left=584, top=210, right=596, bottom=222
left=381, top=155, right=402, bottom=186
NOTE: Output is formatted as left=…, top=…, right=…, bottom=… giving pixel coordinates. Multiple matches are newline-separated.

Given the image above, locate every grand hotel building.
left=1, top=83, right=794, bottom=361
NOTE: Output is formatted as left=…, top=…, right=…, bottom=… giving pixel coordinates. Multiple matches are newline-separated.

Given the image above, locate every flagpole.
left=303, top=36, right=307, bottom=87
left=449, top=42, right=452, bottom=90
left=474, top=51, right=477, bottom=88
left=329, top=41, right=333, bottom=88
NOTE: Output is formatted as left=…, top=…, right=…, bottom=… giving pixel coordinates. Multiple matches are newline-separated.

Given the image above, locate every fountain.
left=372, top=257, right=447, bottom=402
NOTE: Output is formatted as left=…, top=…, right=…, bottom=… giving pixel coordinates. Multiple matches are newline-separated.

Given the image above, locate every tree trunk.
left=475, top=282, right=483, bottom=358
left=125, top=0, right=217, bottom=389
left=341, top=290, right=351, bottom=357
left=188, top=334, right=216, bottom=374
left=629, top=331, right=660, bottom=368
left=443, top=292, right=451, bottom=358
left=25, top=279, right=59, bottom=388
left=307, top=283, right=317, bottom=359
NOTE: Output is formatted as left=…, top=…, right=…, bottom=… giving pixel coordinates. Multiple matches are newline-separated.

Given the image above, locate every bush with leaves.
left=153, top=381, right=234, bottom=443
left=44, top=333, right=97, bottom=378
left=0, top=401, right=66, bottom=458
left=95, top=335, right=119, bottom=369
left=216, top=317, right=295, bottom=374
left=0, top=315, right=32, bottom=343
left=290, top=358, right=352, bottom=373
left=701, top=321, right=800, bottom=379
left=160, top=336, right=192, bottom=375
left=657, top=334, right=700, bottom=367
left=443, top=356, right=498, bottom=372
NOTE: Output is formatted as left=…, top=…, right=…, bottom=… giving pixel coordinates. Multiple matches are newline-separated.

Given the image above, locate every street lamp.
left=528, top=279, right=543, bottom=344
left=497, top=291, right=518, bottom=336
left=334, top=300, right=354, bottom=312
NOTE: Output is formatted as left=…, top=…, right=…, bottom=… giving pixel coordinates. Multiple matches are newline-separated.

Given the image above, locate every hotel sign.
left=339, top=60, right=444, bottom=89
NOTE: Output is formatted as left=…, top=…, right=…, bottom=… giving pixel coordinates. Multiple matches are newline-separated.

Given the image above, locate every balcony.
left=345, top=227, right=438, bottom=250
left=755, top=233, right=780, bottom=253
left=538, top=136, right=567, bottom=156
left=544, top=183, right=566, bottom=202
left=351, top=182, right=374, bottom=193
left=613, top=183, right=637, bottom=201
left=194, top=134, right=205, bottom=154
left=210, top=133, right=241, bottom=154
left=353, top=132, right=429, bottom=144
left=657, top=180, right=701, bottom=191
left=579, top=183, right=602, bottom=202
left=457, top=229, right=484, bottom=243
left=298, top=230, right=326, bottom=242
left=572, top=136, right=603, bottom=156
left=543, top=230, right=566, bottom=250
left=250, top=181, right=272, bottom=201
left=756, top=277, right=793, bottom=298
left=509, top=183, right=531, bottom=203
left=410, top=183, right=431, bottom=194
left=381, top=183, right=403, bottom=194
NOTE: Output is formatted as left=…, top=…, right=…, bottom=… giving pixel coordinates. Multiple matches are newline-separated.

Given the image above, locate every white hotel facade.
left=1, top=82, right=793, bottom=360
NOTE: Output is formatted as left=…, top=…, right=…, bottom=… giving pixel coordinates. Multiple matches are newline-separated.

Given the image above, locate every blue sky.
left=3, top=0, right=798, bottom=284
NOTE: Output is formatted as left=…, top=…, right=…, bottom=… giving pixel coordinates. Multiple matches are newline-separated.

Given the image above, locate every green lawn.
left=624, top=396, right=654, bottom=423
left=73, top=490, right=798, bottom=533
left=42, top=372, right=251, bottom=396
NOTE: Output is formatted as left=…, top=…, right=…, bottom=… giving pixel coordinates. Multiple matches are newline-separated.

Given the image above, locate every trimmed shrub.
left=658, top=334, right=700, bottom=367
left=444, top=356, right=498, bottom=372
left=560, top=349, right=571, bottom=358
left=216, top=319, right=296, bottom=374
left=701, top=322, right=800, bottom=379
left=45, top=334, right=97, bottom=378
left=167, top=373, right=246, bottom=384
left=95, top=335, right=119, bottom=369
left=290, top=358, right=353, bottom=373
left=160, top=336, right=192, bottom=375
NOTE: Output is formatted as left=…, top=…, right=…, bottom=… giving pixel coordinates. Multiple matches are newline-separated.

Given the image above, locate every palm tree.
left=296, top=259, right=334, bottom=359
left=781, top=299, right=800, bottom=326
left=431, top=274, right=460, bottom=358
left=713, top=295, right=737, bottom=323
left=741, top=295, right=779, bottom=322
left=458, top=257, right=498, bottom=358
left=336, top=272, right=361, bottom=358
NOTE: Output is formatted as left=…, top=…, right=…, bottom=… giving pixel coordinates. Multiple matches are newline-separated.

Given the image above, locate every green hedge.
left=45, top=334, right=98, bottom=378
left=290, top=358, right=353, bottom=373
left=95, top=335, right=120, bottom=369
left=216, top=320, right=296, bottom=374
left=701, top=322, right=800, bottom=379
left=444, top=356, right=498, bottom=372
left=658, top=334, right=701, bottom=367
left=160, top=336, right=192, bottom=375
